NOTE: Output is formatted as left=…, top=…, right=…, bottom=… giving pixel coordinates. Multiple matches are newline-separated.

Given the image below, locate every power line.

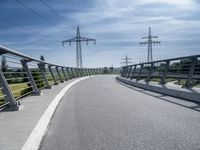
left=39, top=0, right=76, bottom=31
left=0, top=24, right=33, bottom=37
left=15, top=0, right=72, bottom=36
left=2, top=18, right=63, bottom=38
left=0, top=18, right=39, bottom=36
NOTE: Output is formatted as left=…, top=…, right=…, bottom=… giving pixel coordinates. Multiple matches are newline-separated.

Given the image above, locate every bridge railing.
left=120, top=54, right=200, bottom=88
left=0, top=45, right=118, bottom=110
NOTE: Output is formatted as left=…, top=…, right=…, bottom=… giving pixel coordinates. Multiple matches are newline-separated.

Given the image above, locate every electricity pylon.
left=139, top=27, right=161, bottom=62
left=62, top=26, right=96, bottom=68
left=120, top=55, right=133, bottom=66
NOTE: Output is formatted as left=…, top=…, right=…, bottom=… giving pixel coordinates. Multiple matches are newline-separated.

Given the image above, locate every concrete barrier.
left=116, top=76, right=200, bottom=103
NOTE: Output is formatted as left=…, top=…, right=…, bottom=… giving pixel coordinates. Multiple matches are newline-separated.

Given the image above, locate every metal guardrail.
left=120, top=54, right=200, bottom=88
left=0, top=45, right=120, bottom=110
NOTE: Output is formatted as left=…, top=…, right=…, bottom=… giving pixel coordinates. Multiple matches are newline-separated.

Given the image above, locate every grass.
left=135, top=77, right=200, bottom=88
left=9, top=82, right=30, bottom=97
left=0, top=82, right=30, bottom=106
left=151, top=78, right=176, bottom=83
left=0, top=72, right=82, bottom=106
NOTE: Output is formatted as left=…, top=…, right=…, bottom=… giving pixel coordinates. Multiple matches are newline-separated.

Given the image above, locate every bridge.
left=0, top=45, right=200, bottom=150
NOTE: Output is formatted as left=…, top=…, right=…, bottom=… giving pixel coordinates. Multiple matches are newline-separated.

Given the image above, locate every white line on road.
left=22, top=76, right=91, bottom=150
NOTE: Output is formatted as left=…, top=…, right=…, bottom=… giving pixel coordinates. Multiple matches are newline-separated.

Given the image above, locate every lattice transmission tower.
left=139, top=27, right=161, bottom=62
left=62, top=26, right=96, bottom=68
left=120, top=55, right=133, bottom=66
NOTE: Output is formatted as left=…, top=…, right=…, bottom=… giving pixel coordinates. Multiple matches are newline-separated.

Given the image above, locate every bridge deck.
left=0, top=79, right=77, bottom=150
left=39, top=75, right=200, bottom=150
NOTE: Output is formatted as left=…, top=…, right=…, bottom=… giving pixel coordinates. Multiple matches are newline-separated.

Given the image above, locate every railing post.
left=92, top=68, right=95, bottom=75
left=125, top=66, right=129, bottom=77
left=56, top=66, right=64, bottom=82
left=120, top=68, right=123, bottom=76
left=146, top=63, right=153, bottom=82
left=94, top=69, right=96, bottom=75
left=126, top=66, right=130, bottom=78
left=97, top=69, right=100, bottom=74
left=121, top=67, right=126, bottom=77
left=61, top=67, right=67, bottom=81
left=48, top=65, right=58, bottom=85
left=88, top=69, right=91, bottom=76
left=38, top=63, right=51, bottom=89
left=0, top=69, right=18, bottom=110
left=161, top=60, right=170, bottom=85
left=85, top=68, right=90, bottom=76
left=130, top=65, right=137, bottom=79
left=185, top=57, right=198, bottom=87
left=82, top=69, right=85, bottom=76
left=78, top=68, right=81, bottom=77
left=74, top=68, right=78, bottom=77
left=70, top=68, right=75, bottom=78
left=95, top=69, right=98, bottom=75
left=137, top=64, right=144, bottom=80
left=127, top=66, right=133, bottom=78
left=66, top=67, right=71, bottom=79
left=21, top=60, right=40, bottom=95
left=82, top=69, right=86, bottom=76
left=90, top=69, right=93, bottom=75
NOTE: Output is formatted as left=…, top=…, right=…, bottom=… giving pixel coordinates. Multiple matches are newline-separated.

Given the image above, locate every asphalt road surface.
left=39, top=75, right=200, bottom=150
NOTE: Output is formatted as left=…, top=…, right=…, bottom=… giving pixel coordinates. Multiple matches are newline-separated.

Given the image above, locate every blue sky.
left=0, top=0, right=200, bottom=67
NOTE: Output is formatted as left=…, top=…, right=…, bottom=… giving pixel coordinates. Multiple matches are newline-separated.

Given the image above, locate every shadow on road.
left=116, top=78, right=200, bottom=113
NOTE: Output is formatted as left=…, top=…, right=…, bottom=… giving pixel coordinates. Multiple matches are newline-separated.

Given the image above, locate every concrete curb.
left=116, top=76, right=200, bottom=103
left=21, top=76, right=90, bottom=150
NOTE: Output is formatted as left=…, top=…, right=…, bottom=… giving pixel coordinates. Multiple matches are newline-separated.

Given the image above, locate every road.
left=39, top=75, right=200, bottom=150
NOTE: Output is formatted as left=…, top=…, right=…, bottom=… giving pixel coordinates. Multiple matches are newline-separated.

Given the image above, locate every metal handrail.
left=122, top=54, right=200, bottom=68
left=0, top=45, right=120, bottom=110
left=120, top=54, right=200, bottom=88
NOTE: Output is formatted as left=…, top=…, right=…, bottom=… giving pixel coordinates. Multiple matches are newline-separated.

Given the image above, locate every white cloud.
left=1, top=0, right=200, bottom=67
